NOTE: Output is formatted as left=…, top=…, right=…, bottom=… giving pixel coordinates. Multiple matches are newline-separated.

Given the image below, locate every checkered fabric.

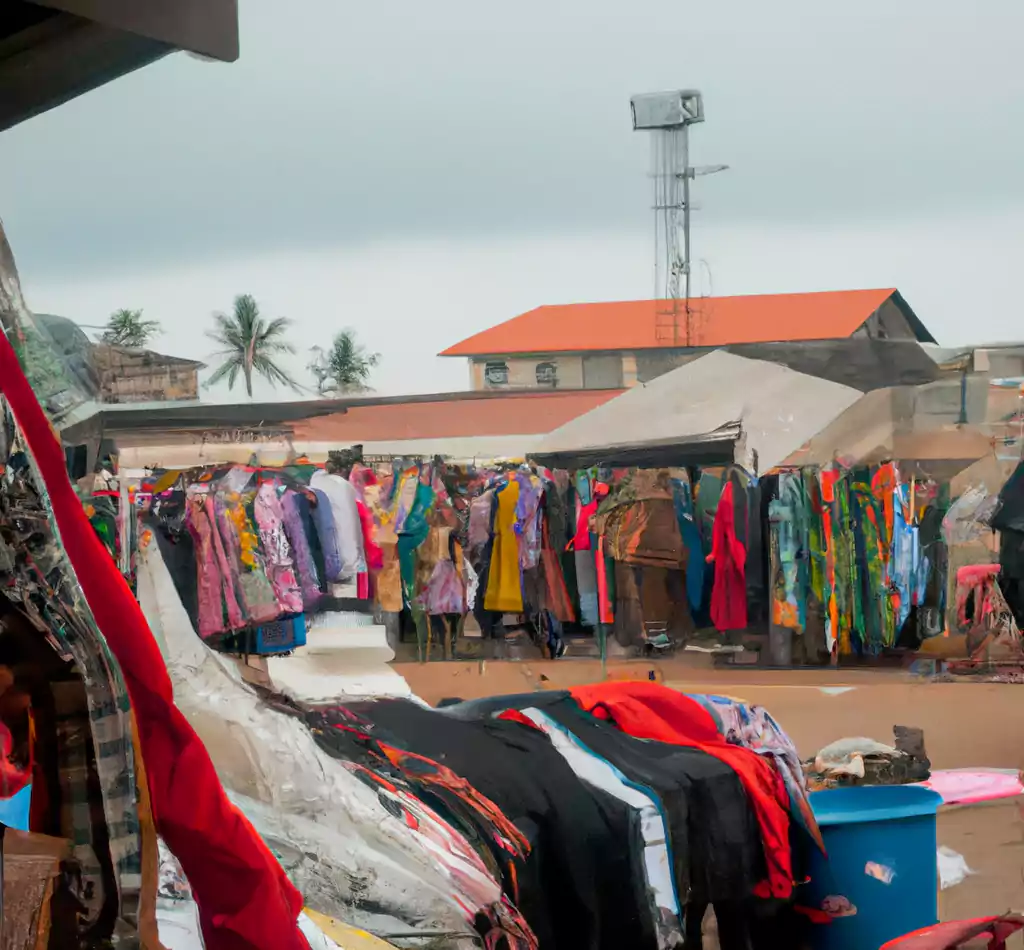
left=0, top=434, right=143, bottom=943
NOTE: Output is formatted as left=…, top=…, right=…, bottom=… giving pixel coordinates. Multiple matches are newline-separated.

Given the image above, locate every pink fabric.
left=918, top=769, right=1024, bottom=806
left=254, top=483, right=303, bottom=614
left=357, top=500, right=383, bottom=571
left=187, top=494, right=246, bottom=638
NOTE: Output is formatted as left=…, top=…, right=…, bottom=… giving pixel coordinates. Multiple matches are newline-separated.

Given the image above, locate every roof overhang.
left=0, top=0, right=239, bottom=132
left=530, top=426, right=739, bottom=471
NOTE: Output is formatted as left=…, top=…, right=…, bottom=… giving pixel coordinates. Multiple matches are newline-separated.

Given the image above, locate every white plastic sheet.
left=937, top=846, right=975, bottom=890
left=138, top=542, right=489, bottom=939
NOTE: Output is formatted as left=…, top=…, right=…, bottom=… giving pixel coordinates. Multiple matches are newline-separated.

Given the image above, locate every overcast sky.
left=2, top=0, right=1022, bottom=401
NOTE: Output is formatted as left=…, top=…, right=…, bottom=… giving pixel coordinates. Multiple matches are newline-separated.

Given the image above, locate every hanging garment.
left=768, top=473, right=808, bottom=633
left=253, top=483, right=303, bottom=615
left=468, top=490, right=496, bottom=551
left=186, top=494, right=246, bottom=638
left=575, top=549, right=600, bottom=627
left=375, top=520, right=404, bottom=613
left=515, top=472, right=544, bottom=571
left=310, top=487, right=343, bottom=583
left=292, top=489, right=328, bottom=590
left=953, top=564, right=1022, bottom=661
left=356, top=500, right=383, bottom=573
left=707, top=481, right=747, bottom=632
left=215, top=496, right=280, bottom=626
left=540, top=517, right=575, bottom=624
left=671, top=476, right=704, bottom=615
left=398, top=481, right=434, bottom=603
left=891, top=481, right=931, bottom=635
left=417, top=528, right=466, bottom=615
left=573, top=474, right=600, bottom=626
left=485, top=480, right=524, bottom=614
left=310, top=470, right=367, bottom=577
left=281, top=489, right=322, bottom=611
left=570, top=681, right=798, bottom=899
left=348, top=463, right=377, bottom=503
left=595, top=535, right=614, bottom=626
left=389, top=467, right=421, bottom=534
left=850, top=472, right=893, bottom=652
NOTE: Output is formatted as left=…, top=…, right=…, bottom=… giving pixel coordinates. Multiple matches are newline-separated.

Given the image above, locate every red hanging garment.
left=570, top=680, right=795, bottom=898
left=0, top=332, right=309, bottom=950
left=707, top=480, right=748, bottom=631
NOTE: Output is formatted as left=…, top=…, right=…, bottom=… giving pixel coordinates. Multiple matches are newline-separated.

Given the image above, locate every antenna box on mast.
left=630, top=90, right=704, bottom=130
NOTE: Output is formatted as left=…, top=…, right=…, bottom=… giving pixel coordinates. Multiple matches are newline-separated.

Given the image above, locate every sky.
left=1, top=0, right=1022, bottom=402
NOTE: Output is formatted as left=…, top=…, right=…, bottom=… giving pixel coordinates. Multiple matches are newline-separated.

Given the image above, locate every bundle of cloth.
left=308, top=681, right=823, bottom=950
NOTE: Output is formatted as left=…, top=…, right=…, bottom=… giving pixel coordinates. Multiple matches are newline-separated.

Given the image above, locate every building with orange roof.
left=440, top=288, right=936, bottom=392
left=64, top=388, right=623, bottom=469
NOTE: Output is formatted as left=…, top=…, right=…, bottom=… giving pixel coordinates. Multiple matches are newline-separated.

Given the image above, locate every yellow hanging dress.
left=484, top=480, right=524, bottom=613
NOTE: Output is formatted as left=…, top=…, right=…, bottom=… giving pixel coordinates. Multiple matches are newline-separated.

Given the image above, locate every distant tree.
left=98, top=308, right=161, bottom=347
left=309, top=329, right=380, bottom=395
left=206, top=294, right=299, bottom=398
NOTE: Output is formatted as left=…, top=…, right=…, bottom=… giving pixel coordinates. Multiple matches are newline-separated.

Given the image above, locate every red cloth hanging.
left=567, top=482, right=609, bottom=552
left=570, top=681, right=795, bottom=898
left=357, top=500, right=383, bottom=572
left=0, top=333, right=308, bottom=950
left=595, top=535, right=614, bottom=625
left=707, top=480, right=748, bottom=631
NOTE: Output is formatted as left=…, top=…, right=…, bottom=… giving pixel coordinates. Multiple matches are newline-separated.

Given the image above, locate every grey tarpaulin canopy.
left=531, top=350, right=863, bottom=472
left=781, top=374, right=998, bottom=474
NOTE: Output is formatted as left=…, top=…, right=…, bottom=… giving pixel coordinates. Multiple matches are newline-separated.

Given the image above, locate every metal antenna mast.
left=630, top=90, right=727, bottom=346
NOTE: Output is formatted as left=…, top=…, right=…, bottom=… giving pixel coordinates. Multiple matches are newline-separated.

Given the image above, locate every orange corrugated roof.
left=440, top=288, right=903, bottom=357
left=292, top=389, right=621, bottom=442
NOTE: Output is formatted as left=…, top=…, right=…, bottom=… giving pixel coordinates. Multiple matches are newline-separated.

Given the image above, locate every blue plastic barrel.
left=802, top=785, right=943, bottom=950
left=0, top=784, right=31, bottom=830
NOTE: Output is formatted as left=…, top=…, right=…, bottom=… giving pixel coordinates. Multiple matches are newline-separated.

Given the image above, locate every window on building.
left=582, top=354, right=623, bottom=389
left=483, top=361, right=509, bottom=386
left=535, top=361, right=558, bottom=387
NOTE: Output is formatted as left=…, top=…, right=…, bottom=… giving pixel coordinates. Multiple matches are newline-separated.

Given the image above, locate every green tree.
left=206, top=294, right=299, bottom=398
left=99, top=308, right=161, bottom=347
left=315, top=329, right=380, bottom=394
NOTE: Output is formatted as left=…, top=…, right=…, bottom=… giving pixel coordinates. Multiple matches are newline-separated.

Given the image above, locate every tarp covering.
left=783, top=375, right=995, bottom=470
left=532, top=351, right=862, bottom=473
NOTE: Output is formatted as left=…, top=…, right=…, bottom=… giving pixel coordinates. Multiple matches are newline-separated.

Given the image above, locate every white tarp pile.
left=136, top=542, right=494, bottom=946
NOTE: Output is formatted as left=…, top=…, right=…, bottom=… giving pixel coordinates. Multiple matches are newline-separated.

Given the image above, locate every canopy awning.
left=531, top=350, right=863, bottom=472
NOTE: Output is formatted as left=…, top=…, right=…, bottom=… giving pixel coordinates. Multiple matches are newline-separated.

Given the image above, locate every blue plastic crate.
left=252, top=613, right=307, bottom=654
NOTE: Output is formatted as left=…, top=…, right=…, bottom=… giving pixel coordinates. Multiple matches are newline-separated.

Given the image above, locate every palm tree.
left=206, top=294, right=299, bottom=398
left=311, top=329, right=380, bottom=395
left=98, top=308, right=161, bottom=347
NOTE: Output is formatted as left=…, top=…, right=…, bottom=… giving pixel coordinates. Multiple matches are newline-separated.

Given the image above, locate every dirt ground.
left=395, top=658, right=1024, bottom=936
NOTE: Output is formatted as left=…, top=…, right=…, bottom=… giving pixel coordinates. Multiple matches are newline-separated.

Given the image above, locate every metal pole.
left=682, top=122, right=692, bottom=346
left=682, top=124, right=691, bottom=305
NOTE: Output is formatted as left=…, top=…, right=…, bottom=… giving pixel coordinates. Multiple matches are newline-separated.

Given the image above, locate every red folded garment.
left=570, top=680, right=795, bottom=898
